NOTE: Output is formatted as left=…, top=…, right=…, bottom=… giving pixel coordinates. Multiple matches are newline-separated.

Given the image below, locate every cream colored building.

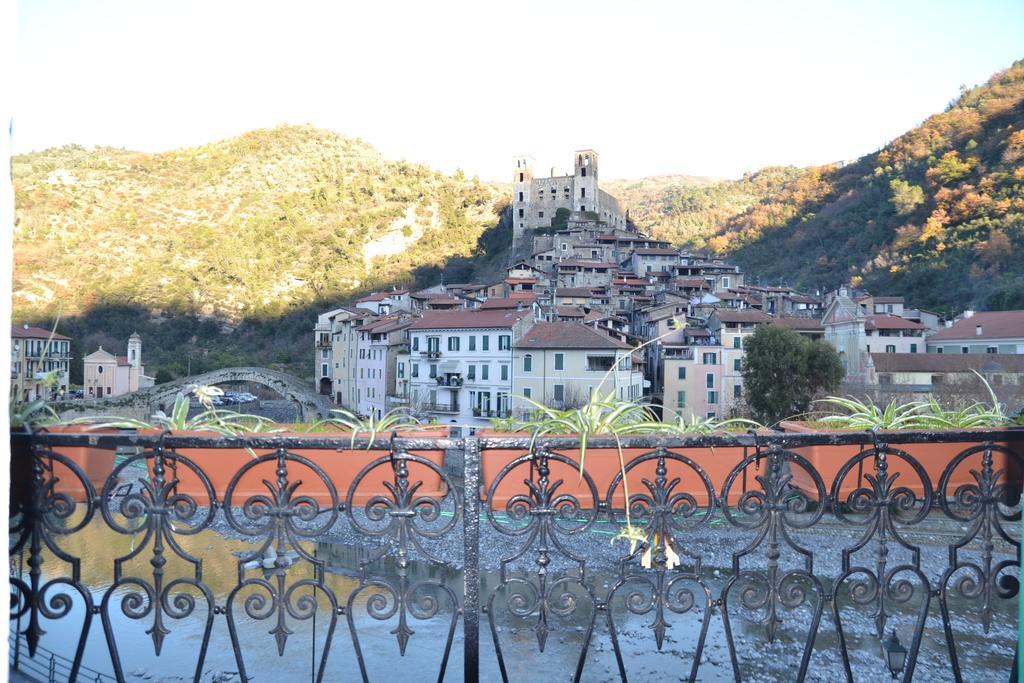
left=83, top=333, right=154, bottom=398
left=330, top=307, right=374, bottom=409
left=10, top=324, right=72, bottom=402
left=511, top=321, right=643, bottom=414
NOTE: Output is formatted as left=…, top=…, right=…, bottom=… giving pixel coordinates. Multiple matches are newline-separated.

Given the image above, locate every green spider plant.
left=311, top=407, right=423, bottom=450
left=815, top=396, right=928, bottom=430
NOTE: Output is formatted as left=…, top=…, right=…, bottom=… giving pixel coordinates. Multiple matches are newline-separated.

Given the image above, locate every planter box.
left=42, top=425, right=121, bottom=502
left=142, top=428, right=449, bottom=507
left=478, top=431, right=757, bottom=510
left=778, top=421, right=1020, bottom=500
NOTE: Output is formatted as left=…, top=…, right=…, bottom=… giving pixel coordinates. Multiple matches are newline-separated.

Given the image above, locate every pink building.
left=83, top=332, right=154, bottom=398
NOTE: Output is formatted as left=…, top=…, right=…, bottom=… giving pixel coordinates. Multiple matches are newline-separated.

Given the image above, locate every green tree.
left=741, top=325, right=844, bottom=425
left=888, top=178, right=925, bottom=215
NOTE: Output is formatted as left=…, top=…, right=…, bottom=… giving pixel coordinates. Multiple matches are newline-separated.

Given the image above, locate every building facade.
left=11, top=324, right=72, bottom=401
left=83, top=333, right=154, bottom=399
left=511, top=322, right=643, bottom=415
left=406, top=310, right=533, bottom=429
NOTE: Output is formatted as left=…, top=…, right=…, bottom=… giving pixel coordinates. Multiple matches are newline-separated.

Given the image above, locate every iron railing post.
left=462, top=436, right=481, bottom=682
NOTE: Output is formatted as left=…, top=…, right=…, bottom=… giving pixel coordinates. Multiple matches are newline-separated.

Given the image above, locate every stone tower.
left=127, top=332, right=142, bottom=369
left=511, top=155, right=534, bottom=245
left=573, top=149, right=598, bottom=215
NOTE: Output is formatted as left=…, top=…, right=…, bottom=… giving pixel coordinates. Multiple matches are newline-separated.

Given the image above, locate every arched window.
left=524, top=354, right=532, bottom=372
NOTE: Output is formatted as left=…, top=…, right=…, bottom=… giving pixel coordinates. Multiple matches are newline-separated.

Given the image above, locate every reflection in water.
left=11, top=511, right=1019, bottom=682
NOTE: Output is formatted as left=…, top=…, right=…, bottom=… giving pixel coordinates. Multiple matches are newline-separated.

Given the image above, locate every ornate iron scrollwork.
left=9, top=440, right=96, bottom=683
left=719, top=446, right=826, bottom=682
left=99, top=443, right=216, bottom=682
left=484, top=448, right=600, bottom=683
left=937, top=443, right=1022, bottom=683
left=604, top=448, right=717, bottom=682
left=344, top=446, right=462, bottom=683
left=831, top=445, right=933, bottom=683
left=223, top=447, right=340, bottom=683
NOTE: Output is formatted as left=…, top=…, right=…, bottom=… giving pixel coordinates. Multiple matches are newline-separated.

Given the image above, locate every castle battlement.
left=511, top=149, right=626, bottom=246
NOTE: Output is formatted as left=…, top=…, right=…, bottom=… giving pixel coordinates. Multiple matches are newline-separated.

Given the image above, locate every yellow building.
left=10, top=324, right=72, bottom=402
left=511, top=321, right=644, bottom=413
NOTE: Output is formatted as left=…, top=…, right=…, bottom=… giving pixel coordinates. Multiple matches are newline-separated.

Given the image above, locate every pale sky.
left=12, top=0, right=1024, bottom=180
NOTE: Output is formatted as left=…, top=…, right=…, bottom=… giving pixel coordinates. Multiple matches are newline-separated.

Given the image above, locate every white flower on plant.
left=191, top=385, right=224, bottom=409
left=640, top=532, right=681, bottom=570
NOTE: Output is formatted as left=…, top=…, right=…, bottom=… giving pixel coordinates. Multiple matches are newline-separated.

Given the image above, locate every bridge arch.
left=147, top=367, right=333, bottom=421
left=55, top=367, right=332, bottom=423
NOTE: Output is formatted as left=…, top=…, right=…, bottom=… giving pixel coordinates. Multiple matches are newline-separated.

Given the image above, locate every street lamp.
left=881, top=629, right=907, bottom=680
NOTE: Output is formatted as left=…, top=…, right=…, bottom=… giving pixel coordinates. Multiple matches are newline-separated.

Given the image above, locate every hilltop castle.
left=511, top=149, right=627, bottom=245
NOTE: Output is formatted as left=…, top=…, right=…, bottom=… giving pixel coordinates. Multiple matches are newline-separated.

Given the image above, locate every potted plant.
left=780, top=381, right=1020, bottom=499
left=90, top=390, right=448, bottom=506
left=481, top=394, right=762, bottom=510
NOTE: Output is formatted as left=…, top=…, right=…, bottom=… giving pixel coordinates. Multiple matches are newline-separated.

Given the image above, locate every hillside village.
left=312, top=149, right=1024, bottom=430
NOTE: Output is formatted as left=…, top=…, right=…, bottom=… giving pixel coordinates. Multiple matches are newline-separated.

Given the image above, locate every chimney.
left=975, top=324, right=983, bottom=337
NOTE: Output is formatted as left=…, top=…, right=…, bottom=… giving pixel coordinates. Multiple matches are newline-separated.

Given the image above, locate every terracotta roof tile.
left=864, top=315, right=925, bottom=331
left=711, top=309, right=774, bottom=324
left=928, top=311, right=1024, bottom=341
left=772, top=316, right=825, bottom=331
left=517, top=322, right=632, bottom=350
left=409, top=310, right=529, bottom=330
left=11, top=325, right=71, bottom=341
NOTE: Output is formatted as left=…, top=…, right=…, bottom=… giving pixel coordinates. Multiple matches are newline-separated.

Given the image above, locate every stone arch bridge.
left=55, top=367, right=333, bottom=422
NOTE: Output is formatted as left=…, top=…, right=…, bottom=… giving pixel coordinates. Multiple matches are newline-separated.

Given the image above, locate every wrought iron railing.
left=8, top=428, right=1022, bottom=682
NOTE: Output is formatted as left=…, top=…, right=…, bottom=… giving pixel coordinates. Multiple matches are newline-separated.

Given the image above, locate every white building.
left=354, top=289, right=411, bottom=315
left=406, top=310, right=534, bottom=429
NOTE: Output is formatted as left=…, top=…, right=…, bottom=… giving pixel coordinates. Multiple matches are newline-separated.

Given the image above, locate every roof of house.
left=772, top=316, right=825, bottom=332
left=555, top=287, right=595, bottom=298
left=870, top=352, right=1024, bottom=374
left=928, top=311, right=1024, bottom=341
left=517, top=322, right=632, bottom=350
left=864, top=315, right=926, bottom=331
left=361, top=316, right=414, bottom=334
left=660, top=327, right=714, bottom=346
left=480, top=294, right=536, bottom=310
left=554, top=305, right=586, bottom=318
left=711, top=309, right=774, bottom=324
left=675, top=277, right=710, bottom=288
left=11, top=325, right=71, bottom=341
left=356, top=290, right=407, bottom=303
left=633, top=247, right=679, bottom=256
left=858, top=295, right=905, bottom=304
left=555, top=259, right=617, bottom=269
left=425, top=296, right=464, bottom=306
left=409, top=310, right=529, bottom=330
